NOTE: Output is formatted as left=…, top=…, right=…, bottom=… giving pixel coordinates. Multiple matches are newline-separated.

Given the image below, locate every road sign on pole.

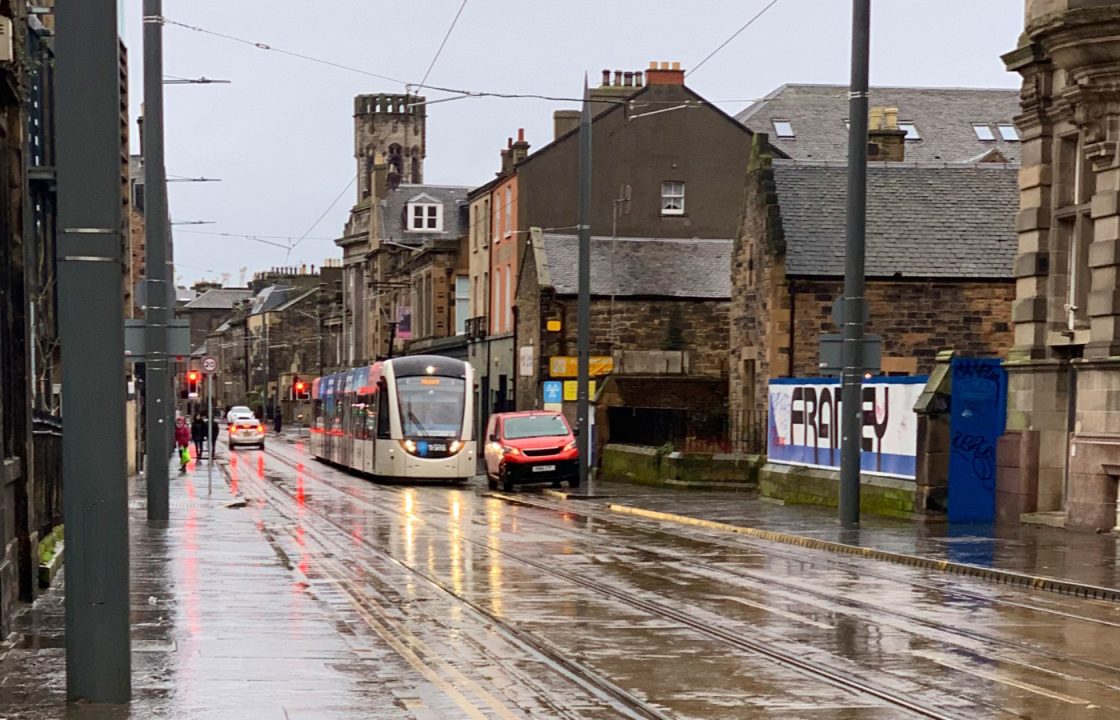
left=201, top=356, right=217, bottom=373
left=207, top=371, right=214, bottom=496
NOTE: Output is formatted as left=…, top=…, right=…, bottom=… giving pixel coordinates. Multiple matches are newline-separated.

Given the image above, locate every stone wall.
left=788, top=279, right=1015, bottom=378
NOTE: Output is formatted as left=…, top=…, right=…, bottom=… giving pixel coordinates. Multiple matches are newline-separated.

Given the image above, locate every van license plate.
left=532, top=465, right=555, bottom=473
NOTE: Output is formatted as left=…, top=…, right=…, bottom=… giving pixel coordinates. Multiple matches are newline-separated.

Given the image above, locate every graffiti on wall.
left=767, top=377, right=927, bottom=480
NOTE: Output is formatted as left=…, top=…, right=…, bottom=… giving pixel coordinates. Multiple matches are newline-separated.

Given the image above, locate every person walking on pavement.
left=191, top=413, right=206, bottom=458
left=174, top=416, right=191, bottom=473
left=208, top=413, right=221, bottom=460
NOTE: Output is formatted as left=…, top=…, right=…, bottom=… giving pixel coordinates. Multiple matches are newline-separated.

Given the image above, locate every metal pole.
left=207, top=371, right=213, bottom=495
left=56, top=0, right=131, bottom=701
left=576, top=75, right=593, bottom=493
left=839, top=0, right=872, bottom=529
left=143, top=0, right=170, bottom=523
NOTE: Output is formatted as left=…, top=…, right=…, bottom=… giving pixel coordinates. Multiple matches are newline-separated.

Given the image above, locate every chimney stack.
left=500, top=137, right=513, bottom=174
left=867, top=106, right=907, bottom=162
left=646, top=60, right=685, bottom=86
left=553, top=109, right=581, bottom=139
left=371, top=152, right=389, bottom=198
left=510, top=128, right=530, bottom=165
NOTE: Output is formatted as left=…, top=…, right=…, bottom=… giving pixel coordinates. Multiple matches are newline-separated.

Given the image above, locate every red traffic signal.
left=187, top=371, right=199, bottom=382
left=292, top=376, right=309, bottom=400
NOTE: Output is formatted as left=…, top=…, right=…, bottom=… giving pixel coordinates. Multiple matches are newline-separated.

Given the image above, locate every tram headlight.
left=400, top=439, right=417, bottom=454
left=449, top=440, right=464, bottom=454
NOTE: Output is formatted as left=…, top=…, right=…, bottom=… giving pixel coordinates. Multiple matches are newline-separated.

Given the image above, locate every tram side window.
left=355, top=394, right=371, bottom=440
left=365, top=395, right=377, bottom=439
left=377, top=381, right=391, bottom=439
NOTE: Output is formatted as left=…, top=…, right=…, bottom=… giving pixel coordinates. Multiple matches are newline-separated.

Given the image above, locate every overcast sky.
left=121, top=0, right=1026, bottom=287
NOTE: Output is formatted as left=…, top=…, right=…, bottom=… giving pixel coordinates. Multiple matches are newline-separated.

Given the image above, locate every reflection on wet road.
left=234, top=439, right=1120, bottom=719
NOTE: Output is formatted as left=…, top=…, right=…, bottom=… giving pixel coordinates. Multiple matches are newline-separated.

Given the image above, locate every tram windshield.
left=396, top=376, right=466, bottom=438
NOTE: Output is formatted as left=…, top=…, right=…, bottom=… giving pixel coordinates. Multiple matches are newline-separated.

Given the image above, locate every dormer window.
left=408, top=202, right=442, bottom=232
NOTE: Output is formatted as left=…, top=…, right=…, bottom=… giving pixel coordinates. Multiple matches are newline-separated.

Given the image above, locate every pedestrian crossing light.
left=293, top=377, right=309, bottom=400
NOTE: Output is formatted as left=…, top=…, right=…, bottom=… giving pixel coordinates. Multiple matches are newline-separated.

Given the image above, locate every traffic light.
left=186, top=370, right=200, bottom=399
left=293, top=376, right=309, bottom=400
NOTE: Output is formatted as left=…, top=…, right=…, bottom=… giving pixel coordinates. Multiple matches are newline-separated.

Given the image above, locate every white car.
left=228, top=416, right=265, bottom=449
left=226, top=405, right=254, bottom=425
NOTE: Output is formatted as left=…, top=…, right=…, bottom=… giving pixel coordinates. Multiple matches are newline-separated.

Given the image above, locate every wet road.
left=221, top=438, right=1120, bottom=719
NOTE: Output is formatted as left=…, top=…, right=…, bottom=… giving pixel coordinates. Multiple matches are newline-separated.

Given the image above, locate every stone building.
left=180, top=286, right=253, bottom=354
left=728, top=132, right=1018, bottom=452
left=335, top=93, right=474, bottom=366
left=518, top=231, right=731, bottom=451
left=1001, top=0, right=1120, bottom=530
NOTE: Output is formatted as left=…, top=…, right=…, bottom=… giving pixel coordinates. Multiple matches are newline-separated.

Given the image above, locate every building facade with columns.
left=1003, top=0, right=1120, bottom=530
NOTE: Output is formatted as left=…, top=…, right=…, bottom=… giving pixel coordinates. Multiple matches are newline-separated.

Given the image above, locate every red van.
left=484, top=411, right=579, bottom=492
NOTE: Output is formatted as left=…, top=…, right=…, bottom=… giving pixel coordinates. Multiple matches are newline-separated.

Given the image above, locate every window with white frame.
left=455, top=276, right=470, bottom=335
left=997, top=123, right=1020, bottom=141
left=972, top=123, right=996, bottom=141
left=503, top=186, right=512, bottom=237
left=408, top=202, right=442, bottom=232
left=661, top=181, right=685, bottom=215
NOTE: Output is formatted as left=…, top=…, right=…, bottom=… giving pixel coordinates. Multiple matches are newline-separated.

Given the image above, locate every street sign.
left=549, top=355, right=613, bottom=378
left=563, top=379, right=596, bottom=401
left=542, top=381, right=563, bottom=404
left=201, top=356, right=217, bottom=373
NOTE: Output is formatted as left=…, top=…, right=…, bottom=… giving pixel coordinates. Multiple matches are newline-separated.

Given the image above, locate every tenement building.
left=1003, top=0, right=1120, bottom=530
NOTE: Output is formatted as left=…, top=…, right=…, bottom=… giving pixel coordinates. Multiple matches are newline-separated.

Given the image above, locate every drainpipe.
left=788, top=280, right=796, bottom=377
left=511, top=303, right=519, bottom=409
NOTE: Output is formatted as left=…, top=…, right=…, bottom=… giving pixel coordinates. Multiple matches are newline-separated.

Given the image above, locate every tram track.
left=276, top=446, right=1120, bottom=711
left=229, top=448, right=675, bottom=720
left=253, top=443, right=981, bottom=720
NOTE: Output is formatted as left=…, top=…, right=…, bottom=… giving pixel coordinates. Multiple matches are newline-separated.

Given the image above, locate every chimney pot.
left=623, top=71, right=634, bottom=87
left=507, top=137, right=513, bottom=148
left=613, top=70, right=623, bottom=86
left=635, top=71, right=644, bottom=87
left=517, top=127, right=525, bottom=142
left=648, top=60, right=658, bottom=70
left=671, top=61, right=681, bottom=71
left=660, top=61, right=669, bottom=70
left=601, top=69, right=611, bottom=86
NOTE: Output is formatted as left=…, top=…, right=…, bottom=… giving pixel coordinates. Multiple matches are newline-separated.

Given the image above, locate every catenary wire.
left=687, top=0, right=782, bottom=77
left=415, top=0, right=469, bottom=92
left=159, top=16, right=790, bottom=108
left=288, top=174, right=358, bottom=256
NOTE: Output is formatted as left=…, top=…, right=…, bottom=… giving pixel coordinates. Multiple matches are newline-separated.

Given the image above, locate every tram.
left=309, top=355, right=476, bottom=482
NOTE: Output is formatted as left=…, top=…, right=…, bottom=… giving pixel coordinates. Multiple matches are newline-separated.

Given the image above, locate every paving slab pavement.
left=585, top=480, right=1120, bottom=591
left=0, top=450, right=428, bottom=719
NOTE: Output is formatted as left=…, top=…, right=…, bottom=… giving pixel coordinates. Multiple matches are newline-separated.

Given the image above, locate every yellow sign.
left=549, top=356, right=613, bottom=378
left=546, top=319, right=562, bottom=332
left=562, top=380, right=597, bottom=401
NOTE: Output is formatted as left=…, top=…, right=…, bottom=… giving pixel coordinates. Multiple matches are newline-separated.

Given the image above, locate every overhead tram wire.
left=175, top=228, right=304, bottom=250
left=287, top=174, right=358, bottom=258
left=414, top=0, right=469, bottom=93
left=160, top=16, right=795, bottom=109
left=687, top=0, right=783, bottom=77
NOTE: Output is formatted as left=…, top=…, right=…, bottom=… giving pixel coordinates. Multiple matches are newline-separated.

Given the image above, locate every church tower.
left=353, top=93, right=426, bottom=200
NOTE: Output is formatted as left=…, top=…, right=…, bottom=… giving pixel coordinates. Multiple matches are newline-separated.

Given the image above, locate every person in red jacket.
left=174, top=416, right=191, bottom=473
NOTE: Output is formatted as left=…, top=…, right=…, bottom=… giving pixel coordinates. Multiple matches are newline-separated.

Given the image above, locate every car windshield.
left=396, top=376, right=465, bottom=438
left=229, top=406, right=251, bottom=416
left=503, top=415, right=568, bottom=440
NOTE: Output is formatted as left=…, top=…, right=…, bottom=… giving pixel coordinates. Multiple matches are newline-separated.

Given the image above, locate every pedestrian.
left=191, top=413, right=206, bottom=457
left=208, top=413, right=221, bottom=459
left=273, top=405, right=282, bottom=434
left=174, top=416, right=191, bottom=473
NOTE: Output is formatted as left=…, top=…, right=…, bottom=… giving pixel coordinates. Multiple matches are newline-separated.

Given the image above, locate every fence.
left=32, top=412, right=62, bottom=535
left=732, top=408, right=767, bottom=455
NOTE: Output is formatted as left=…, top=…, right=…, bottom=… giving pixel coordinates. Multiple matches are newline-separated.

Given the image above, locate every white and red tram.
left=309, top=355, right=476, bottom=482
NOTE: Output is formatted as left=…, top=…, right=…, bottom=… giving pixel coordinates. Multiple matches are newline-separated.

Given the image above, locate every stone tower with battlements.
left=353, top=93, right=426, bottom=200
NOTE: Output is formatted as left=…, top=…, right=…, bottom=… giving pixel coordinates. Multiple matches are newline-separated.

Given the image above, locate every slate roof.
left=537, top=234, right=731, bottom=299
left=249, top=285, right=296, bottom=315
left=771, top=161, right=1017, bottom=278
left=380, top=183, right=470, bottom=246
left=737, top=85, right=1022, bottom=164
left=184, top=288, right=254, bottom=310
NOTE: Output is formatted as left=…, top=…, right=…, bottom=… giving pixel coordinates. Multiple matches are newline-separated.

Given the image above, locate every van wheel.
left=487, top=474, right=497, bottom=490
